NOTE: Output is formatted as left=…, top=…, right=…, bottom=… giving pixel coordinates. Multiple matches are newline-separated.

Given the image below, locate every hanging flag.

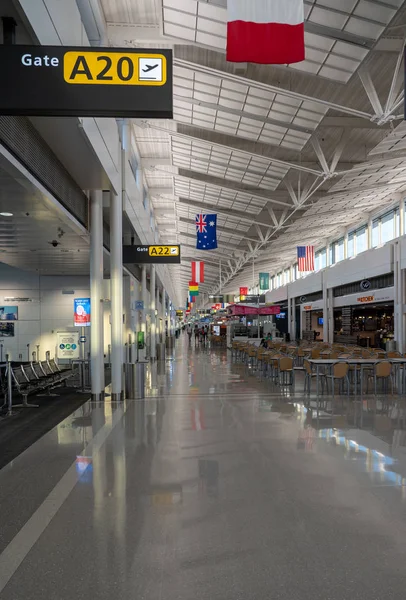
left=189, top=281, right=199, bottom=297
left=259, top=273, right=270, bottom=290
left=226, top=0, right=305, bottom=65
left=196, top=214, right=217, bottom=250
left=191, top=261, right=205, bottom=283
left=297, top=246, right=315, bottom=272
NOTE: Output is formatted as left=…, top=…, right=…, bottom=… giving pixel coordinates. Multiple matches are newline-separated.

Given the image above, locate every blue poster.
left=74, top=298, right=91, bottom=327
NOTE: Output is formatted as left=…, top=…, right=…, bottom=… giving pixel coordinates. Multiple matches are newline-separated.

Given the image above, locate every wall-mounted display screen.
left=0, top=323, right=15, bottom=337
left=0, top=306, right=18, bottom=320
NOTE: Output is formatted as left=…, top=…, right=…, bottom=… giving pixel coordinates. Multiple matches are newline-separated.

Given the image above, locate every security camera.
left=51, top=240, right=59, bottom=247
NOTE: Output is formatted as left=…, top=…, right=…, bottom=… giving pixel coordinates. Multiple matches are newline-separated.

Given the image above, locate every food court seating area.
left=231, top=339, right=406, bottom=395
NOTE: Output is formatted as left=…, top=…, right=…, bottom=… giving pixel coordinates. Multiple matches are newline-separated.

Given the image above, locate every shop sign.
left=360, top=280, right=371, bottom=291
left=357, top=295, right=375, bottom=304
left=74, top=298, right=91, bottom=326
left=240, top=287, right=249, bottom=297
left=123, top=245, right=181, bottom=264
left=303, top=305, right=313, bottom=311
left=0, top=45, right=173, bottom=118
left=57, top=332, right=80, bottom=359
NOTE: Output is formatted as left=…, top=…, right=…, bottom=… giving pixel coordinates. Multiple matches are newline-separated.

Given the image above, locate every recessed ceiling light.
left=0, top=212, right=13, bottom=217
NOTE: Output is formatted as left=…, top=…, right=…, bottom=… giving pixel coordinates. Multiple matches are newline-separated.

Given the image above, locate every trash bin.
left=386, top=340, right=397, bottom=352
left=125, top=362, right=146, bottom=399
left=157, top=342, right=166, bottom=361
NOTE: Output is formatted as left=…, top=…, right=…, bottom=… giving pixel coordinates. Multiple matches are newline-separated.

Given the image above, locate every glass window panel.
left=336, top=238, right=344, bottom=262
left=348, top=232, right=355, bottom=257
left=356, top=226, right=367, bottom=254
left=329, top=244, right=334, bottom=265
left=320, top=248, right=327, bottom=269
left=381, top=210, right=395, bottom=244
left=372, top=219, right=380, bottom=247
left=395, top=208, right=400, bottom=238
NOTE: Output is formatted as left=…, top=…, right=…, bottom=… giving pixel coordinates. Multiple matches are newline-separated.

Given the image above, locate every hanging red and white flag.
left=191, top=261, right=205, bottom=283
left=226, top=0, right=305, bottom=65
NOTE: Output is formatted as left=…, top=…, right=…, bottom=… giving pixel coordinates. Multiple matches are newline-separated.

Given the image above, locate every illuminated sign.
left=0, top=46, right=173, bottom=118
left=148, top=245, right=179, bottom=257
left=357, top=295, right=375, bottom=303
left=123, top=245, right=181, bottom=264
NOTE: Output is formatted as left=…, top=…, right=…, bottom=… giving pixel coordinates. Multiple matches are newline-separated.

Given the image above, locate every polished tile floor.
left=1, top=337, right=406, bottom=598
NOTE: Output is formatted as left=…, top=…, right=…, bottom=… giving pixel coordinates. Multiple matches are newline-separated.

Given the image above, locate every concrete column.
left=162, top=290, right=166, bottom=342
left=141, top=265, right=147, bottom=336
left=110, top=191, right=123, bottom=400
left=150, top=265, right=156, bottom=360
left=328, top=289, right=334, bottom=345
left=394, top=242, right=404, bottom=353
left=156, top=285, right=161, bottom=342
left=90, top=190, right=104, bottom=401
left=400, top=199, right=405, bottom=237
left=322, top=272, right=328, bottom=343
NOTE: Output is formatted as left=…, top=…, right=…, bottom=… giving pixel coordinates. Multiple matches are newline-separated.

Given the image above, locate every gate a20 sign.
left=0, top=46, right=172, bottom=118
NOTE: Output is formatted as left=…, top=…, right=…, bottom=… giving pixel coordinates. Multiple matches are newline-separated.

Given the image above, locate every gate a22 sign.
left=0, top=46, right=173, bottom=118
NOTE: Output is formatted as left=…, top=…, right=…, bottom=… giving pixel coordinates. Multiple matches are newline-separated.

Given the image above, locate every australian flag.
left=196, top=214, right=217, bottom=250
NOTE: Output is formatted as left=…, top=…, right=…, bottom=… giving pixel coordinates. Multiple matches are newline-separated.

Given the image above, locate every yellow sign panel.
left=63, top=51, right=167, bottom=86
left=148, top=246, right=179, bottom=257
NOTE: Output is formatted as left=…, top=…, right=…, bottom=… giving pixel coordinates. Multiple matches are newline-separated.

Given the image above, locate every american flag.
left=297, top=246, right=315, bottom=272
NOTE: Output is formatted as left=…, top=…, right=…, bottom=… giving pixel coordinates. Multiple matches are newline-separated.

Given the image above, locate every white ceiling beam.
left=107, top=22, right=189, bottom=45
left=311, top=137, right=331, bottom=175
left=141, top=157, right=172, bottom=168
left=358, top=67, right=384, bottom=119
left=330, top=129, right=351, bottom=173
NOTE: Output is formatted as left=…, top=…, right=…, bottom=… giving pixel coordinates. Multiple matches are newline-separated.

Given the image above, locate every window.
left=381, top=210, right=395, bottom=244
left=319, top=248, right=327, bottom=269
left=129, top=151, right=139, bottom=184
left=335, top=238, right=344, bottom=262
left=372, top=219, right=379, bottom=247
left=356, top=225, right=367, bottom=254
left=348, top=231, right=355, bottom=258
left=270, top=276, right=275, bottom=290
left=276, top=272, right=282, bottom=287
left=284, top=269, right=291, bottom=284
left=329, top=244, right=334, bottom=265
left=292, top=264, right=298, bottom=281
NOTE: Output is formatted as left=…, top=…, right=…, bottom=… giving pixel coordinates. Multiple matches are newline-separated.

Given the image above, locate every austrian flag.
left=226, top=0, right=305, bottom=65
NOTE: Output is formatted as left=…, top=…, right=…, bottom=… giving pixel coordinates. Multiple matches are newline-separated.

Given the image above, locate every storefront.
left=333, top=288, right=394, bottom=347
left=300, top=301, right=324, bottom=341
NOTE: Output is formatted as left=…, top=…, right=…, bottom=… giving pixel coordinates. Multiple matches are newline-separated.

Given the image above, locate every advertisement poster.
left=259, top=273, right=270, bottom=291
left=0, top=322, right=14, bottom=337
left=74, top=298, right=91, bottom=327
left=57, top=332, right=80, bottom=359
left=0, top=306, right=18, bottom=320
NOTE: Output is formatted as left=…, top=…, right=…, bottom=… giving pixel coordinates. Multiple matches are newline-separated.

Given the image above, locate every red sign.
left=228, top=304, right=280, bottom=316
left=240, top=287, right=248, bottom=296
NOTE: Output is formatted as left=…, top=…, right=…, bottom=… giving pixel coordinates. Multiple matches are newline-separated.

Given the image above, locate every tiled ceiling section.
left=173, top=65, right=328, bottom=149
left=162, top=0, right=402, bottom=83
left=170, top=137, right=289, bottom=190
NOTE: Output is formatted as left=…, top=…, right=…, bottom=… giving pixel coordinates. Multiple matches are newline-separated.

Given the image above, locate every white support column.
left=322, top=272, right=329, bottom=343
left=150, top=265, right=156, bottom=360
left=162, top=290, right=166, bottom=342
left=394, top=242, right=404, bottom=353
left=400, top=198, right=405, bottom=237
left=90, top=190, right=104, bottom=401
left=141, top=265, right=147, bottom=336
left=328, top=289, right=334, bottom=345
left=156, top=285, right=161, bottom=342
left=110, top=191, right=123, bottom=400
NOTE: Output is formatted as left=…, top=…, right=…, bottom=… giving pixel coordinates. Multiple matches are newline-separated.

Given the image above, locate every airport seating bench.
left=10, top=359, right=73, bottom=406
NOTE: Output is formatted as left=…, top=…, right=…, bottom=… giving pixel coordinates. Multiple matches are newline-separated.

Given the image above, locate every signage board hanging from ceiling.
left=123, top=245, right=181, bottom=264
left=0, top=46, right=173, bottom=118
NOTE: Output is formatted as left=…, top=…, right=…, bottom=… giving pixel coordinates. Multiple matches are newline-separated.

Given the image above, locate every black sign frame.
left=123, top=245, right=181, bottom=265
left=0, top=46, right=173, bottom=118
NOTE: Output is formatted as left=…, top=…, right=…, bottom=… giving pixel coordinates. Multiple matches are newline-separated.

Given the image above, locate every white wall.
left=0, top=263, right=90, bottom=361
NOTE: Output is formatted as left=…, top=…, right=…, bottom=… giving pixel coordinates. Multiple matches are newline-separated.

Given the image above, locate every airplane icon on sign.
left=142, top=64, right=158, bottom=73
